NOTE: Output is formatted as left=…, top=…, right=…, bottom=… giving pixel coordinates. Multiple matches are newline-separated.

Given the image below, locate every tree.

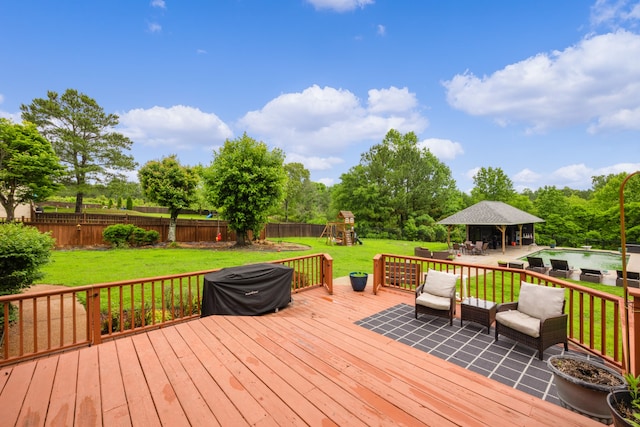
left=203, top=133, right=286, bottom=245
left=471, top=166, right=515, bottom=203
left=332, top=129, right=458, bottom=238
left=138, top=155, right=198, bottom=242
left=0, top=119, right=63, bottom=221
left=281, top=162, right=309, bottom=222
left=20, top=89, right=137, bottom=213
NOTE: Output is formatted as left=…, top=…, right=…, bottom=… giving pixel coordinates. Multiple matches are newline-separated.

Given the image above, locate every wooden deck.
left=0, top=279, right=601, bottom=426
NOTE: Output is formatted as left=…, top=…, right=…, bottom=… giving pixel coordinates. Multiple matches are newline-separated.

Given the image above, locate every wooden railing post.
left=323, top=254, right=333, bottom=294
left=89, top=288, right=102, bottom=345
left=372, top=254, right=383, bottom=295
left=628, top=288, right=640, bottom=375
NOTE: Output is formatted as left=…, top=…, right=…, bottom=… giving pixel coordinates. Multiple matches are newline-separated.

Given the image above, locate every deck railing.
left=373, top=254, right=625, bottom=368
left=0, top=253, right=332, bottom=366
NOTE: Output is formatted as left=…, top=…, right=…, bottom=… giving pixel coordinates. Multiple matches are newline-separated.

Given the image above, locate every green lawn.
left=37, top=237, right=450, bottom=287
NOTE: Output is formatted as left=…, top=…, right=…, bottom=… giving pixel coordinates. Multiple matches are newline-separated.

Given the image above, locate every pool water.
left=521, top=249, right=627, bottom=272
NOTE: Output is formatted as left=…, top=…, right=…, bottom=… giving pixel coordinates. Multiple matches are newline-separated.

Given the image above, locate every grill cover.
left=201, top=263, right=293, bottom=316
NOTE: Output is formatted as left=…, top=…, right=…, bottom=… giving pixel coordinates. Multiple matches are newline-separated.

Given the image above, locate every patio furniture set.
left=415, top=269, right=568, bottom=360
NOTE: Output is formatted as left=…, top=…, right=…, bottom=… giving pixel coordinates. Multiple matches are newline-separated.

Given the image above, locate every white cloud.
left=237, top=85, right=427, bottom=156
left=443, top=31, right=640, bottom=134
left=306, top=0, right=374, bottom=12
left=377, top=24, right=386, bottom=36
left=148, top=22, right=162, bottom=33
left=285, top=152, right=344, bottom=171
left=588, top=106, right=640, bottom=132
left=118, top=105, right=233, bottom=153
left=591, top=0, right=640, bottom=28
left=196, top=49, right=207, bottom=55
left=150, top=0, right=166, bottom=9
left=513, top=168, right=542, bottom=183
left=0, top=94, right=4, bottom=104
left=419, top=138, right=463, bottom=160
left=465, top=167, right=480, bottom=181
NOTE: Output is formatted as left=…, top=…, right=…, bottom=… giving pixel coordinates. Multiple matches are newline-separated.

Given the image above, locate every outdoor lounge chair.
left=579, top=268, right=603, bottom=284
left=549, top=259, right=574, bottom=278
left=415, top=269, right=458, bottom=326
left=495, top=281, right=568, bottom=360
left=526, top=256, right=550, bottom=275
left=616, top=270, right=640, bottom=288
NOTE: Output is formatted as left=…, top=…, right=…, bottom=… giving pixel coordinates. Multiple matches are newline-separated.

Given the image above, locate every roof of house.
left=437, top=201, right=544, bottom=225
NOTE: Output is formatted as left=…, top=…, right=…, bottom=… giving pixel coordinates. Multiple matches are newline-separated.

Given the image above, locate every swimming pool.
left=521, top=248, right=627, bottom=272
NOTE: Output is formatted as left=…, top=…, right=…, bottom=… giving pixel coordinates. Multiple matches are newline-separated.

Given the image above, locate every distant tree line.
left=2, top=87, right=639, bottom=249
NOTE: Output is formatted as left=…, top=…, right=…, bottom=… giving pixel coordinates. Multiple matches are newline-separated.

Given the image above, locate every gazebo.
left=437, top=201, right=545, bottom=254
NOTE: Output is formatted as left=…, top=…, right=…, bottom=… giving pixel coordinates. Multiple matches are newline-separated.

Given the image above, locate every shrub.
left=103, top=224, right=159, bottom=248
left=0, top=222, right=55, bottom=296
left=126, top=196, right=133, bottom=210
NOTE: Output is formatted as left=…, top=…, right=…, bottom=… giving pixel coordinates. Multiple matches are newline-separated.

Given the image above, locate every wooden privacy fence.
left=0, top=253, right=333, bottom=366
left=372, top=253, right=626, bottom=369
left=26, top=213, right=324, bottom=247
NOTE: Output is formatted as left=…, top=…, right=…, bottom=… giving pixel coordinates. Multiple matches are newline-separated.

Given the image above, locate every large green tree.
left=138, top=155, right=198, bottom=242
left=203, top=133, right=286, bottom=245
left=20, top=89, right=137, bottom=213
left=0, top=119, right=64, bottom=221
left=332, top=129, right=458, bottom=238
left=471, top=166, right=515, bottom=203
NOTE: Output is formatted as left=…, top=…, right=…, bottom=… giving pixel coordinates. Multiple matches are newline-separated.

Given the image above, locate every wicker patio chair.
left=579, top=268, right=603, bottom=283
left=616, top=270, right=640, bottom=288
left=415, top=269, right=458, bottom=326
left=495, top=281, right=568, bottom=360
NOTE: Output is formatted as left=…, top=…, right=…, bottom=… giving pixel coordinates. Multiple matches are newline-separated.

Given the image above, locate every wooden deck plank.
left=252, top=312, right=456, bottom=426
left=210, top=316, right=342, bottom=426
left=0, top=359, right=37, bottom=426
left=192, top=318, right=306, bottom=425
left=0, top=281, right=603, bottom=426
left=145, top=328, right=220, bottom=426
left=74, top=345, right=101, bottom=426
left=129, top=332, right=190, bottom=427
left=45, top=350, right=79, bottom=427
left=15, top=356, right=58, bottom=426
left=115, top=337, right=162, bottom=426
left=219, top=315, right=369, bottom=427
left=98, top=340, right=132, bottom=427
left=176, top=321, right=273, bottom=426
left=166, top=324, right=251, bottom=426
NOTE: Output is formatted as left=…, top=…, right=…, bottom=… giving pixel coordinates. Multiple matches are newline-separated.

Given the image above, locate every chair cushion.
left=423, top=269, right=457, bottom=298
left=495, top=310, right=540, bottom=338
left=517, top=281, right=565, bottom=320
left=416, top=292, right=451, bottom=310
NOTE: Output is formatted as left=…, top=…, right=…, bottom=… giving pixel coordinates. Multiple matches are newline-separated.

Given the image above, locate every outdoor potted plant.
left=608, top=373, right=640, bottom=426
left=548, top=354, right=626, bottom=424
left=550, top=239, right=557, bottom=248
left=497, top=260, right=508, bottom=267
left=349, top=272, right=368, bottom=291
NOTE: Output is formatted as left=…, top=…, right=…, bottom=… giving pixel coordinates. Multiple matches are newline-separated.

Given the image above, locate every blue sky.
left=1, top=0, right=640, bottom=192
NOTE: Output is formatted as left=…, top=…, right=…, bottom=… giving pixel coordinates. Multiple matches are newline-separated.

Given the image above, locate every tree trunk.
left=75, top=192, right=84, bottom=214
left=235, top=230, right=249, bottom=246
left=168, top=216, right=177, bottom=242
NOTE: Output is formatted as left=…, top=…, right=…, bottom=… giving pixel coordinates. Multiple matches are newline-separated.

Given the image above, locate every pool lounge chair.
left=616, top=270, right=640, bottom=288
left=526, top=257, right=550, bottom=275
left=549, top=259, right=573, bottom=279
left=579, top=268, right=603, bottom=284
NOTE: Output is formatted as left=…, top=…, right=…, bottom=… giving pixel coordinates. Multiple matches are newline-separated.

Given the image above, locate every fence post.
left=372, top=254, right=383, bottom=295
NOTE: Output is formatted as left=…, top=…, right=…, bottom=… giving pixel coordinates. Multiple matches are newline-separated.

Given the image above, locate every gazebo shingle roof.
left=437, top=201, right=544, bottom=225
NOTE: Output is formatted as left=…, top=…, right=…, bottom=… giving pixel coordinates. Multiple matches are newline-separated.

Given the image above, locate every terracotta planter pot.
left=548, top=355, right=626, bottom=424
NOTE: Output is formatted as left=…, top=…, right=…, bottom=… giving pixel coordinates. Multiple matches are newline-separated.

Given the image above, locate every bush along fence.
left=24, top=213, right=325, bottom=247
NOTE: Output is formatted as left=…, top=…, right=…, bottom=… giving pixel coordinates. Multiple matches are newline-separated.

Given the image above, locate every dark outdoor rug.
left=355, top=303, right=604, bottom=407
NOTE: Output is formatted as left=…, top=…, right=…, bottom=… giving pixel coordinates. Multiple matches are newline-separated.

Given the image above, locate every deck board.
left=0, top=281, right=602, bottom=426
